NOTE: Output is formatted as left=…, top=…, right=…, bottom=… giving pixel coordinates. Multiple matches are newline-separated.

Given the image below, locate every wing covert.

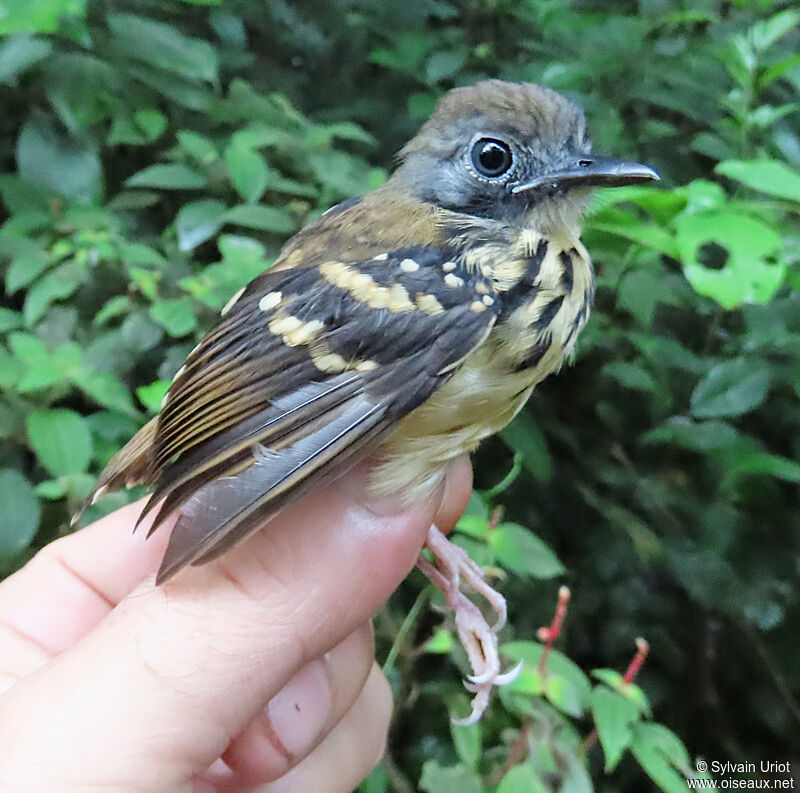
left=143, top=245, right=498, bottom=579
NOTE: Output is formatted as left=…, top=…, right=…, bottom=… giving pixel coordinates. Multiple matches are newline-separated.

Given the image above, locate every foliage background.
left=0, top=0, right=798, bottom=790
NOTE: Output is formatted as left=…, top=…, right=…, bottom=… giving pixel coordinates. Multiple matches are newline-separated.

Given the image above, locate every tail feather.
left=155, top=395, right=390, bottom=584
left=137, top=373, right=362, bottom=535
left=71, top=417, right=158, bottom=526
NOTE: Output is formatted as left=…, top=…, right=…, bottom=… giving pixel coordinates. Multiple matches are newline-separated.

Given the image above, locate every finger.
left=435, top=454, right=474, bottom=533
left=220, top=622, right=374, bottom=785
left=0, top=455, right=471, bottom=665
left=261, top=663, right=392, bottom=793
left=0, top=460, right=472, bottom=793
left=0, top=498, right=172, bottom=660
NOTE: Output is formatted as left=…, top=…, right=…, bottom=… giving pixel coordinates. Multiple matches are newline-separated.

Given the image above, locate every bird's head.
left=393, top=80, right=659, bottom=233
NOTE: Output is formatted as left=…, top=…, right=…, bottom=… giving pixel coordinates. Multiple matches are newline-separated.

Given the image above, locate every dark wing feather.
left=155, top=392, right=389, bottom=582
left=85, top=242, right=498, bottom=582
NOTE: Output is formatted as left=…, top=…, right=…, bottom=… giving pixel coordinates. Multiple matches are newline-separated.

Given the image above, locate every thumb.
left=0, top=458, right=472, bottom=792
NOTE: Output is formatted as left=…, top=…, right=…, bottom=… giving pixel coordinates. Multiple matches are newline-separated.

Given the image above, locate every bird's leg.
left=417, top=524, right=522, bottom=726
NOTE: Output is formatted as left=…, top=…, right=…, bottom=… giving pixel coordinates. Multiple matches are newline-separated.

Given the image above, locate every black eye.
left=470, top=138, right=513, bottom=178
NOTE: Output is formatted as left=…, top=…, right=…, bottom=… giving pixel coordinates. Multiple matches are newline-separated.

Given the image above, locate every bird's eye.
left=470, top=138, right=513, bottom=179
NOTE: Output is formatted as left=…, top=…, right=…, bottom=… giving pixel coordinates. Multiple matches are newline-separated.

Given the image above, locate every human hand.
left=0, top=457, right=472, bottom=793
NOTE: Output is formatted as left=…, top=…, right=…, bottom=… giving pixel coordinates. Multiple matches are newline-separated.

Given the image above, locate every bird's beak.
left=512, top=156, right=660, bottom=193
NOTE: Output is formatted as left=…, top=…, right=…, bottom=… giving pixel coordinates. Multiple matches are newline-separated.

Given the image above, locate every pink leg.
left=417, top=524, right=522, bottom=726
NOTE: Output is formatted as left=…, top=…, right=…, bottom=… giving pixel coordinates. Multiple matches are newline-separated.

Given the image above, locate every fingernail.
left=266, top=658, right=333, bottom=759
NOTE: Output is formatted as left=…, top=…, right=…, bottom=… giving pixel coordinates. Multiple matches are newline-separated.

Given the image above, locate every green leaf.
left=617, top=269, right=662, bottom=326
left=126, top=164, right=207, bottom=190
left=6, top=245, right=51, bottom=292
left=750, top=9, right=800, bottom=52
left=630, top=723, right=693, bottom=793
left=418, top=761, right=483, bottom=793
left=150, top=298, right=198, bottom=337
left=497, top=765, right=548, bottom=793
left=0, top=0, right=85, bottom=35
left=224, top=204, right=295, bottom=233
left=0, top=308, right=23, bottom=332
left=690, top=358, right=771, bottom=418
left=72, top=370, right=139, bottom=416
left=120, top=242, right=167, bottom=267
left=676, top=209, right=784, bottom=309
left=134, top=108, right=167, bottom=140
left=544, top=674, right=583, bottom=716
left=107, top=13, right=218, bottom=83
left=589, top=220, right=678, bottom=258
left=35, top=479, right=67, bottom=500
left=722, top=450, right=800, bottom=484
left=426, top=50, right=467, bottom=83
left=601, top=361, right=657, bottom=392
left=360, top=762, right=389, bottom=793
left=0, top=469, right=40, bottom=557
left=175, top=199, right=227, bottom=250
left=504, top=665, right=543, bottom=696
left=136, top=379, right=170, bottom=413
left=489, top=522, right=564, bottom=578
left=0, top=35, right=52, bottom=82
left=592, top=670, right=651, bottom=713
left=716, top=160, right=800, bottom=203
left=23, top=264, right=81, bottom=325
left=502, top=641, right=592, bottom=712
left=424, top=626, right=454, bottom=654
left=26, top=408, right=92, bottom=477
left=177, top=130, right=218, bottom=163
left=17, top=116, right=102, bottom=204
left=225, top=143, right=269, bottom=203
left=94, top=295, right=132, bottom=326
left=759, top=53, right=800, bottom=89
left=558, top=753, right=594, bottom=793
left=449, top=708, right=480, bottom=768
left=455, top=514, right=490, bottom=540
left=642, top=418, right=740, bottom=451
left=591, top=687, right=640, bottom=771
left=500, top=412, right=552, bottom=482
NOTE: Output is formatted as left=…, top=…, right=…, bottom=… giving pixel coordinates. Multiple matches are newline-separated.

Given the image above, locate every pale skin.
left=0, top=457, right=472, bottom=793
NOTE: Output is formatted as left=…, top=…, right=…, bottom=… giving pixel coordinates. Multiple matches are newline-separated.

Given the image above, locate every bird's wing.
left=136, top=248, right=497, bottom=582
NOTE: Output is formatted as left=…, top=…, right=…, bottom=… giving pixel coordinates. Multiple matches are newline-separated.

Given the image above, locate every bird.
left=76, top=80, right=659, bottom=724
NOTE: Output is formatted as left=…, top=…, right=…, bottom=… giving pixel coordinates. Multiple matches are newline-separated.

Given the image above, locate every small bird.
left=77, top=80, right=658, bottom=724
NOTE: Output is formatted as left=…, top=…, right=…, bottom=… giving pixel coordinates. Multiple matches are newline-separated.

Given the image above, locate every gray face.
left=395, top=110, right=593, bottom=222
left=392, top=81, right=657, bottom=228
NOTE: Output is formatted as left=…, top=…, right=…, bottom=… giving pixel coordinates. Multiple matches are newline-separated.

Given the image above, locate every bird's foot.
left=417, top=524, right=522, bottom=726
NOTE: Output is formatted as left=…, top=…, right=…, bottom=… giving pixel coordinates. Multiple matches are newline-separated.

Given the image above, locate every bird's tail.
left=71, top=416, right=159, bottom=525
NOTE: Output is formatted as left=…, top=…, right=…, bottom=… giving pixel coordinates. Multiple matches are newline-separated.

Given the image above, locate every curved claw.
left=493, top=659, right=524, bottom=686
left=451, top=707, right=483, bottom=727
left=467, top=669, right=496, bottom=685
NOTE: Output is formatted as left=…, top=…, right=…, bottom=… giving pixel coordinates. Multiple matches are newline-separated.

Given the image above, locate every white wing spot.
left=313, top=353, right=347, bottom=373
left=259, top=291, right=282, bottom=312
left=482, top=295, right=495, bottom=306
left=355, top=359, right=379, bottom=371
left=372, top=253, right=389, bottom=261
left=400, top=258, right=419, bottom=272
left=416, top=293, right=444, bottom=315
left=442, top=261, right=457, bottom=272
left=444, top=273, right=465, bottom=288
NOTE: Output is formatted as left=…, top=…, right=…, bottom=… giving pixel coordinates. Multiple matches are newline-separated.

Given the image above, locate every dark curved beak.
left=512, top=155, right=660, bottom=194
